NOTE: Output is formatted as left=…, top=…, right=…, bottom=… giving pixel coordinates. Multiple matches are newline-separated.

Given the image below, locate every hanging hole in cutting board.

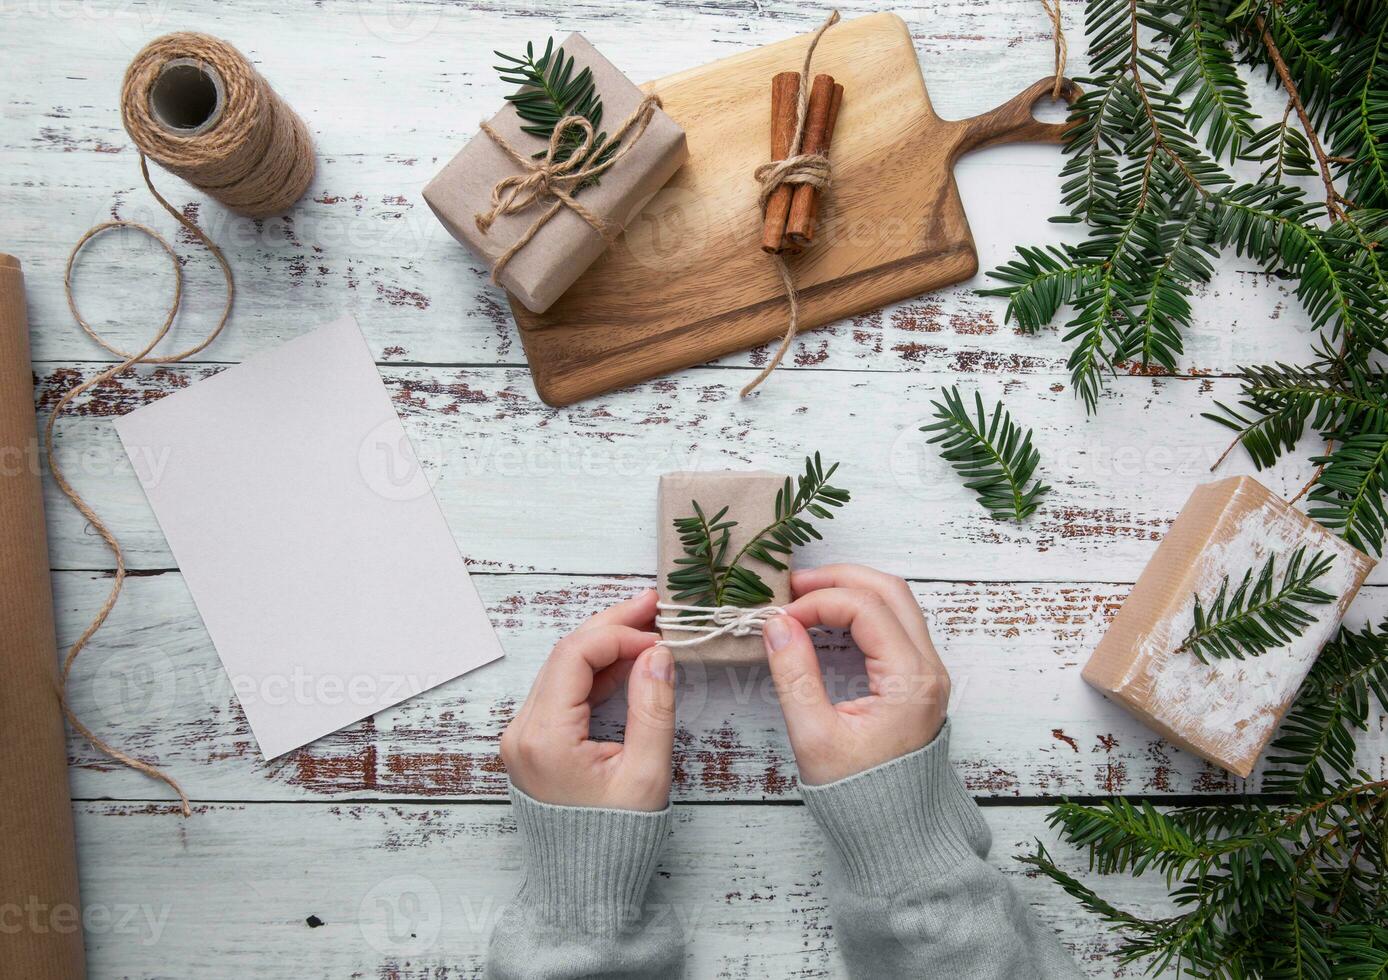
left=1031, top=96, right=1071, bottom=125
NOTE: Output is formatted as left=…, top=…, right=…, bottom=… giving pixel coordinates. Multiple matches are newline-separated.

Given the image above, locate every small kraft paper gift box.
left=424, top=34, right=688, bottom=314
left=656, top=471, right=791, bottom=665
left=1083, top=475, right=1376, bottom=777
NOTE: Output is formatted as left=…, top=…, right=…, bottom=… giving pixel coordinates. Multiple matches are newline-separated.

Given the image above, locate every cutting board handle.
left=947, top=77, right=1081, bottom=160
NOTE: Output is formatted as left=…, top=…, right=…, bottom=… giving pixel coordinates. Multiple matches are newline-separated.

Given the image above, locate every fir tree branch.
left=1204, top=363, right=1388, bottom=470
left=979, top=246, right=1104, bottom=332
left=921, top=387, right=1051, bottom=521
left=666, top=455, right=849, bottom=610
left=1176, top=547, right=1336, bottom=663
left=1127, top=0, right=1211, bottom=198
left=1169, top=0, right=1257, bottom=161
left=1253, top=14, right=1346, bottom=219
left=1309, top=432, right=1388, bottom=556
left=1329, top=14, right=1388, bottom=210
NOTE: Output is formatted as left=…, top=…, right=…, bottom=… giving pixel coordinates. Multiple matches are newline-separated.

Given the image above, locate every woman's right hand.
left=761, top=564, right=950, bottom=786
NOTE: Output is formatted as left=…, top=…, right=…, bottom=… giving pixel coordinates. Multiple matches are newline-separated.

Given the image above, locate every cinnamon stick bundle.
left=759, top=71, right=844, bottom=254
left=786, top=75, right=844, bottom=248
left=760, top=71, right=800, bottom=254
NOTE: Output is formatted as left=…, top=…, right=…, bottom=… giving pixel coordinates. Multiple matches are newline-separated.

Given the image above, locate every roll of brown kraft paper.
left=0, top=253, right=87, bottom=979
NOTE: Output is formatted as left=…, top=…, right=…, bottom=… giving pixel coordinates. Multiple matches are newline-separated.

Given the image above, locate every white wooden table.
left=7, top=1, right=1385, bottom=976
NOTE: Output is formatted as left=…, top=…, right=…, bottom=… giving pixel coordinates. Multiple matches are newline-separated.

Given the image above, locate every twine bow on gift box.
left=655, top=602, right=791, bottom=646
left=474, top=93, right=663, bottom=282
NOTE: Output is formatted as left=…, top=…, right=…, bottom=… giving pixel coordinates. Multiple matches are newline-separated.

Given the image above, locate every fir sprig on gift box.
left=1176, top=546, right=1336, bottom=663
left=667, top=454, right=849, bottom=609
left=921, top=386, right=1050, bottom=522
left=493, top=38, right=618, bottom=179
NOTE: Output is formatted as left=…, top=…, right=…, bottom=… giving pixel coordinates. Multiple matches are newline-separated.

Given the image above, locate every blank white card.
left=115, top=315, right=504, bottom=758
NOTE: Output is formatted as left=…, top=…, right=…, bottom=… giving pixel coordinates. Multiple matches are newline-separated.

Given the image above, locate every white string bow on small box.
left=654, top=601, right=789, bottom=647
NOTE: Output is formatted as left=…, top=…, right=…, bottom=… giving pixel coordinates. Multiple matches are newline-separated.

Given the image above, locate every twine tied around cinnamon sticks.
left=475, top=93, right=663, bottom=283
left=742, top=4, right=1067, bottom=397
left=742, top=9, right=841, bottom=398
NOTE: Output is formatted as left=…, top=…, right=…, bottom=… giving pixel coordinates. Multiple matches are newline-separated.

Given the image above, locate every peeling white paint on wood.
left=36, top=366, right=1356, bottom=584
left=56, top=570, right=1388, bottom=803
left=76, top=801, right=1176, bottom=978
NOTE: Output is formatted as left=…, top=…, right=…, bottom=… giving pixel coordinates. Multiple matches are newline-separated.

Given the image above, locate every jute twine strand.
left=53, top=155, right=235, bottom=817
left=742, top=9, right=840, bottom=399
left=474, top=94, right=663, bottom=284
left=120, top=32, right=315, bottom=217
left=1041, top=0, right=1068, bottom=98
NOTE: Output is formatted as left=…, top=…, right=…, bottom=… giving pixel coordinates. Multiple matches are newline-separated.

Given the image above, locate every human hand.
left=763, top=564, right=950, bottom=785
left=500, top=589, right=676, bottom=811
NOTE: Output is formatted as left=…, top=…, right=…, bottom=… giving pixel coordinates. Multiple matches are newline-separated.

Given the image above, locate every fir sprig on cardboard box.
left=1176, top=546, right=1336, bottom=663
left=493, top=38, right=617, bottom=177
left=667, top=454, right=849, bottom=609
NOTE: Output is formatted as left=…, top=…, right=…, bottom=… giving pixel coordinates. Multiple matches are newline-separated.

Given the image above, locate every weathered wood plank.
left=58, top=571, right=1388, bottom=803
left=5, top=0, right=1318, bottom=376
left=36, top=366, right=1367, bottom=584
left=75, top=800, right=1175, bottom=978
left=12, top=158, right=1318, bottom=373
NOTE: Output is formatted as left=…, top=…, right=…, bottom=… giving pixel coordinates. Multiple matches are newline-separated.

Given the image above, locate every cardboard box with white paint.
left=1083, top=476, right=1375, bottom=777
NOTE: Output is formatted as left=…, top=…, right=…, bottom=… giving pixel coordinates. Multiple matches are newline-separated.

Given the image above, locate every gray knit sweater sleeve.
left=485, top=787, right=683, bottom=979
left=800, top=720, right=1083, bottom=979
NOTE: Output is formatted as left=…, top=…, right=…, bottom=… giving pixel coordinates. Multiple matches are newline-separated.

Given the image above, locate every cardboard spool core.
left=149, top=58, right=225, bottom=135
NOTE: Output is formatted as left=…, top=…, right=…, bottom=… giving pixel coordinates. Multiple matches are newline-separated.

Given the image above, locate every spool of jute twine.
left=54, top=34, right=315, bottom=815
left=121, top=32, right=315, bottom=216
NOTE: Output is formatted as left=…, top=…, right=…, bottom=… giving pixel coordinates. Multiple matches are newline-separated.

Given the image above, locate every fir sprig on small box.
left=667, top=454, right=849, bottom=609
left=493, top=38, right=617, bottom=177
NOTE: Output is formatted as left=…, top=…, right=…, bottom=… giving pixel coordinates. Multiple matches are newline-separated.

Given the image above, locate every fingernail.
left=646, top=645, right=675, bottom=683
left=764, top=616, right=792, bottom=653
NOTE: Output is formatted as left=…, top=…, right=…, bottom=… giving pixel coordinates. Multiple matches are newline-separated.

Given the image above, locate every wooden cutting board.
left=511, top=13, right=1076, bottom=406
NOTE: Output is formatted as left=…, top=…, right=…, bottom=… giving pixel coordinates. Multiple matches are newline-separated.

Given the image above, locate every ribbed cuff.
left=799, top=720, right=990, bottom=894
left=510, top=786, right=672, bottom=934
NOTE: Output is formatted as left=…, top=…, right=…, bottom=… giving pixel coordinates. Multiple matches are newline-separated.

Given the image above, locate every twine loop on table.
left=742, top=8, right=840, bottom=399
left=121, top=32, right=315, bottom=217
left=474, top=93, right=663, bottom=284
left=655, top=602, right=790, bottom=647
left=51, top=154, right=238, bottom=819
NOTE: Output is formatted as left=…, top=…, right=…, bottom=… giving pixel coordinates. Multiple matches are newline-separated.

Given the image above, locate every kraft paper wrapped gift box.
left=424, top=33, right=688, bottom=314
left=1082, top=475, right=1376, bottom=777
left=657, top=471, right=791, bottom=665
